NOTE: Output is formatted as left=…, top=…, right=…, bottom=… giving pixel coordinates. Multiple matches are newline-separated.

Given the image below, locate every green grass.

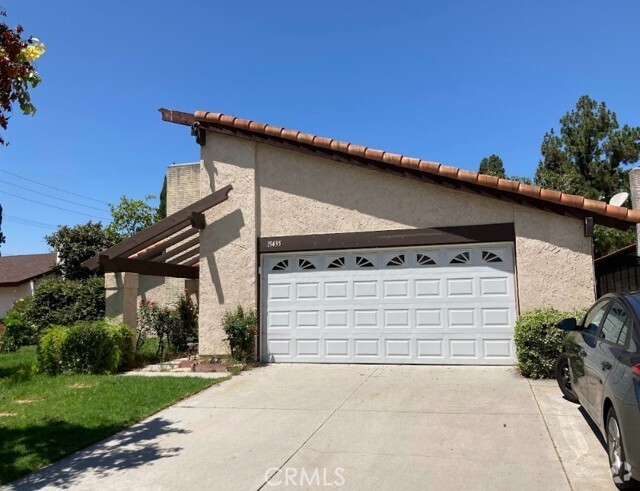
left=0, top=346, right=223, bottom=484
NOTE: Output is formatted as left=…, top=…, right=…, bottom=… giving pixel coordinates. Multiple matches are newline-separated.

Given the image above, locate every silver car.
left=555, top=293, right=640, bottom=490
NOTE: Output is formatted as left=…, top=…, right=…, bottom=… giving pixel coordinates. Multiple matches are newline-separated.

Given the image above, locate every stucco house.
left=0, top=252, right=57, bottom=318
left=84, top=109, right=640, bottom=366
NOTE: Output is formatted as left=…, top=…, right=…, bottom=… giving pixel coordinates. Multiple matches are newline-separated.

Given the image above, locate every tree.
left=534, top=96, right=640, bottom=257
left=0, top=9, right=45, bottom=146
left=593, top=226, right=635, bottom=258
left=45, top=221, right=118, bottom=280
left=479, top=154, right=506, bottom=179
left=534, top=95, right=640, bottom=201
left=0, top=204, right=5, bottom=255
left=107, top=195, right=158, bottom=239
left=157, top=176, right=167, bottom=220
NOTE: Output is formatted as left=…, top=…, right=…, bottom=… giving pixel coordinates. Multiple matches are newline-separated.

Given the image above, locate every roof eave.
left=159, top=108, right=639, bottom=231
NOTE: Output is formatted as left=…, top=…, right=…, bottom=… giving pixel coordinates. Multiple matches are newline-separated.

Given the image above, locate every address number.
left=267, top=240, right=282, bottom=248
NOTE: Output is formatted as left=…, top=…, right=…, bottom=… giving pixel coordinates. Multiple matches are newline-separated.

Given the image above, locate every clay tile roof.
left=159, top=108, right=640, bottom=229
left=0, top=253, right=57, bottom=286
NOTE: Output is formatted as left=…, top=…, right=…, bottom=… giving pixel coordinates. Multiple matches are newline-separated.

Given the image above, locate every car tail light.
left=633, top=364, right=640, bottom=377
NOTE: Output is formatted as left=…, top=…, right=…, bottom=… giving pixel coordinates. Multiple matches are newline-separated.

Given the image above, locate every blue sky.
left=2, top=0, right=640, bottom=254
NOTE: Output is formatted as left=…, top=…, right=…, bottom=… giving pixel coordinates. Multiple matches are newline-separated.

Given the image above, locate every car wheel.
left=607, top=407, right=639, bottom=490
left=555, top=353, right=579, bottom=403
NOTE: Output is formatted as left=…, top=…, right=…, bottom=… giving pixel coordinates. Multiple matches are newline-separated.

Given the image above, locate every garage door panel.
left=416, top=339, right=445, bottom=359
left=295, top=339, right=321, bottom=357
left=415, top=308, right=443, bottom=328
left=482, top=338, right=513, bottom=360
left=263, top=243, right=516, bottom=365
left=480, top=277, right=510, bottom=296
left=447, top=308, right=476, bottom=328
left=295, top=282, right=320, bottom=300
left=384, top=339, right=412, bottom=357
left=449, top=339, right=479, bottom=359
left=446, top=278, right=475, bottom=297
left=325, top=281, right=348, bottom=299
left=268, top=311, right=291, bottom=328
left=354, top=309, right=379, bottom=328
left=415, top=278, right=442, bottom=297
left=481, top=307, right=511, bottom=328
left=296, top=310, right=320, bottom=328
left=354, top=339, right=380, bottom=357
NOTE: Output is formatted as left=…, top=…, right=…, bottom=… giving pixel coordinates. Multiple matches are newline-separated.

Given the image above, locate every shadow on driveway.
left=5, top=417, right=187, bottom=490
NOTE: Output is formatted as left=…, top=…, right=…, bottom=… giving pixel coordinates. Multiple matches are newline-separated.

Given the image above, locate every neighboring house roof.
left=594, top=243, right=636, bottom=265
left=160, top=108, right=640, bottom=230
left=0, top=253, right=57, bottom=287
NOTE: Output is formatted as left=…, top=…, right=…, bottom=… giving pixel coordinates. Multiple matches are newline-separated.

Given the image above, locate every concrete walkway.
left=4, top=365, right=615, bottom=490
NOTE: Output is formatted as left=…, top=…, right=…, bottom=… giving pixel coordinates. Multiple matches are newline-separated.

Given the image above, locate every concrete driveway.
left=5, top=365, right=615, bottom=490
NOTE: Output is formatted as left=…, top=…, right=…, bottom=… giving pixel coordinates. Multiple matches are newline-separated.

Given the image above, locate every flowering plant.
left=137, top=300, right=178, bottom=357
left=0, top=9, right=46, bottom=144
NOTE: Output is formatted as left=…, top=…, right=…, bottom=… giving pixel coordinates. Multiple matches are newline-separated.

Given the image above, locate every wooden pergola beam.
left=135, top=228, right=200, bottom=261
left=168, top=246, right=200, bottom=265
left=100, top=256, right=199, bottom=279
left=152, top=237, right=199, bottom=263
left=82, top=185, right=231, bottom=270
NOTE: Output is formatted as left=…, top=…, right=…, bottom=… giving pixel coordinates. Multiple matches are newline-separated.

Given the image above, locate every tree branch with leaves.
left=0, top=9, right=45, bottom=146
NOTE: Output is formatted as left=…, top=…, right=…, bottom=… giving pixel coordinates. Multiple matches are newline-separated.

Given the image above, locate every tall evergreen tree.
left=534, top=95, right=640, bottom=201
left=534, top=95, right=640, bottom=257
left=479, top=154, right=506, bottom=179
left=157, top=176, right=167, bottom=220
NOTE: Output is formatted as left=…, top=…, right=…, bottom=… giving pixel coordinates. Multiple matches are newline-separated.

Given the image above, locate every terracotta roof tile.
left=159, top=109, right=640, bottom=228
left=477, top=174, right=499, bottom=187
left=457, top=169, right=479, bottom=184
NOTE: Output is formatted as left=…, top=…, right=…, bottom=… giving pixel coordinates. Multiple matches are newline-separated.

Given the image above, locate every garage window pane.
left=299, top=259, right=316, bottom=270
left=450, top=252, right=470, bottom=264
left=272, top=259, right=288, bottom=271
left=386, top=254, right=405, bottom=267
left=482, top=251, right=504, bottom=263
left=356, top=256, right=374, bottom=268
left=417, top=253, right=437, bottom=266
left=327, top=257, right=345, bottom=269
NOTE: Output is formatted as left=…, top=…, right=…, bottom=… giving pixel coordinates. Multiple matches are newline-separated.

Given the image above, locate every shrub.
left=37, top=326, right=67, bottom=375
left=223, top=306, right=257, bottom=361
left=37, top=320, right=135, bottom=375
left=514, top=307, right=587, bottom=379
left=169, top=291, right=198, bottom=352
left=137, top=300, right=179, bottom=358
left=28, top=277, right=105, bottom=331
left=0, top=298, right=38, bottom=351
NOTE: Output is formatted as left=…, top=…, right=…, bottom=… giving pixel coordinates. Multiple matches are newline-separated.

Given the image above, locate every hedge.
left=28, top=276, right=105, bottom=331
left=38, top=320, right=135, bottom=375
left=0, top=298, right=38, bottom=351
left=514, top=307, right=587, bottom=379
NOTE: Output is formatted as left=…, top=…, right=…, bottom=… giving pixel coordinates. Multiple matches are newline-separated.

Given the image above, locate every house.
left=595, top=244, right=640, bottom=296
left=0, top=253, right=57, bottom=318
left=83, top=109, right=640, bottom=366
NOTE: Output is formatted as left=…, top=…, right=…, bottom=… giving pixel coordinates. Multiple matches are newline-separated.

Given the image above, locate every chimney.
left=629, top=168, right=640, bottom=256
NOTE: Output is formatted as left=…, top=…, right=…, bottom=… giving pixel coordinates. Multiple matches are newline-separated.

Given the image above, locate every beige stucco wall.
left=197, top=132, right=595, bottom=355
left=105, top=162, right=201, bottom=324
left=0, top=282, right=33, bottom=318
left=164, top=163, right=201, bottom=304
left=199, top=134, right=257, bottom=354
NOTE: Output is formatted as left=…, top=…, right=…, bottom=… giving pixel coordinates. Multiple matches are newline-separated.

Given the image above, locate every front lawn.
left=0, top=347, right=222, bottom=484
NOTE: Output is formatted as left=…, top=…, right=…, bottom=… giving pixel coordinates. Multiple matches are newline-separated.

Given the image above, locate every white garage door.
left=261, top=243, right=517, bottom=365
